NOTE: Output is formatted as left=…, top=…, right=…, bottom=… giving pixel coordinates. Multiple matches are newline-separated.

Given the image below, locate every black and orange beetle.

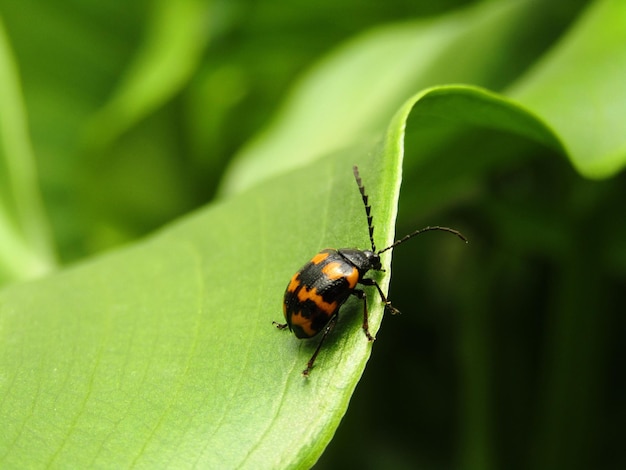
left=274, top=166, right=467, bottom=377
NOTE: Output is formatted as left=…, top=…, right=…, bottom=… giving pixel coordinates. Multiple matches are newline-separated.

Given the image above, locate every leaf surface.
left=510, top=0, right=626, bottom=178
left=0, top=144, right=402, bottom=468
left=0, top=81, right=567, bottom=467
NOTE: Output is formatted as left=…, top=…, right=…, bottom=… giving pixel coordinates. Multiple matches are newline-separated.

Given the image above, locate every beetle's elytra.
left=274, top=166, right=467, bottom=377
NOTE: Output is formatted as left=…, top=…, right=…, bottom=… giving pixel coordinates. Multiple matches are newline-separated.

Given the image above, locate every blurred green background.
left=1, top=0, right=479, bottom=264
left=1, top=0, right=624, bottom=468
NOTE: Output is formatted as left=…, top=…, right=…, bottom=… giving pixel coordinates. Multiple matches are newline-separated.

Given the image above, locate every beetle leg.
left=352, top=289, right=376, bottom=341
left=272, top=321, right=289, bottom=330
left=302, top=315, right=338, bottom=377
left=360, top=278, right=401, bottom=315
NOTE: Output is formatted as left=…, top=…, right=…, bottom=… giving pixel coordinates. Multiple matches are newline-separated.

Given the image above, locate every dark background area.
left=317, top=138, right=626, bottom=468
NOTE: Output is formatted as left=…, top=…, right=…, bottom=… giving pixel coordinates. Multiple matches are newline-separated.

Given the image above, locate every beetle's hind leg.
left=303, top=315, right=338, bottom=377
left=359, top=278, right=401, bottom=315
left=272, top=321, right=289, bottom=330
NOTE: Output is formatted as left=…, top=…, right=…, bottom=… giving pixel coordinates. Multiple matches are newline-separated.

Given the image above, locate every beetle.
left=274, top=165, right=467, bottom=377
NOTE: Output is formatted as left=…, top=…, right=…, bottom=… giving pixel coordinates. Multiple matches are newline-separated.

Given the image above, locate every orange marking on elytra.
left=321, top=262, right=344, bottom=280
left=311, top=251, right=331, bottom=264
left=290, top=311, right=317, bottom=337
left=297, top=286, right=337, bottom=315
left=344, top=266, right=359, bottom=289
left=287, top=273, right=300, bottom=292
left=321, top=262, right=359, bottom=288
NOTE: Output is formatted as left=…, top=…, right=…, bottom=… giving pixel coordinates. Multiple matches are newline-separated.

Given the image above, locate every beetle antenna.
left=353, top=165, right=377, bottom=253
left=378, top=226, right=467, bottom=254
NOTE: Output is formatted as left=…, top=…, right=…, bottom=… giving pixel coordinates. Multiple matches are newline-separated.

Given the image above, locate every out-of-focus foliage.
left=1, top=0, right=624, bottom=468
left=0, top=0, right=472, bottom=267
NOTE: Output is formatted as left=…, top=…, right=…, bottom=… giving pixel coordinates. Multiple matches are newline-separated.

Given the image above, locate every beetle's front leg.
left=359, top=278, right=401, bottom=315
left=351, top=289, right=376, bottom=341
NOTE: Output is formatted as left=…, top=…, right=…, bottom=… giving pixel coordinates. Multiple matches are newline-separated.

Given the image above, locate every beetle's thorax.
left=337, top=248, right=381, bottom=274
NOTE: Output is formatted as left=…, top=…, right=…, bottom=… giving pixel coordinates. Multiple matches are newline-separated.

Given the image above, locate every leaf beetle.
left=274, top=165, right=467, bottom=377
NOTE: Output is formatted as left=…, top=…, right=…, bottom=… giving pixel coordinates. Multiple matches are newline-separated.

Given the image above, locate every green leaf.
left=0, top=80, right=570, bottom=467
left=218, top=0, right=543, bottom=196
left=83, top=0, right=212, bottom=149
left=391, top=85, right=563, bottom=157
left=0, top=1, right=216, bottom=262
left=220, top=0, right=626, bottom=202
left=0, top=142, right=402, bottom=467
left=510, top=0, right=626, bottom=178
left=0, top=18, right=56, bottom=283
